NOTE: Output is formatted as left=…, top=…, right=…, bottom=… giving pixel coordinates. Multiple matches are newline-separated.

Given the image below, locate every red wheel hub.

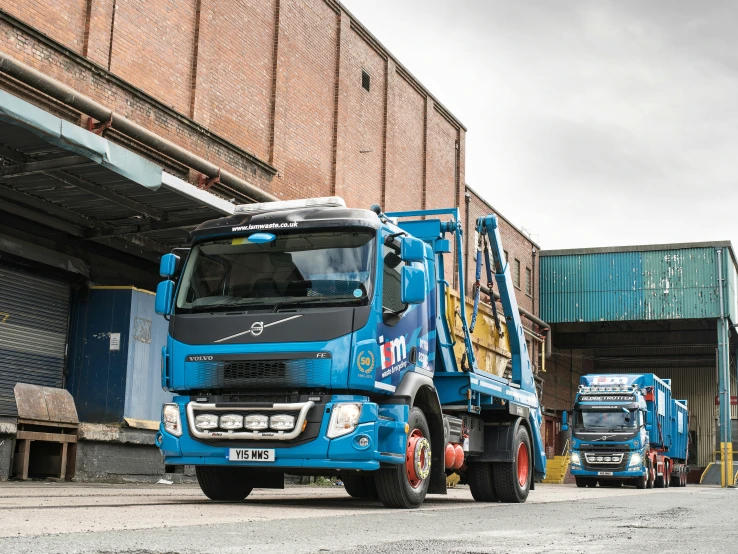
left=406, top=428, right=431, bottom=489
left=516, top=441, right=530, bottom=488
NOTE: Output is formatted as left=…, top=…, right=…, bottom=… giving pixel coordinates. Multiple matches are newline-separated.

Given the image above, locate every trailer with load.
left=564, top=373, right=689, bottom=489
left=154, top=196, right=546, bottom=508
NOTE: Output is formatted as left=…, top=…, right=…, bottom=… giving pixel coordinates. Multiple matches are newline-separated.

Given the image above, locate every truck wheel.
left=655, top=471, right=664, bottom=488
left=468, top=462, right=498, bottom=502
left=646, top=461, right=655, bottom=489
left=341, top=472, right=378, bottom=499
left=575, top=476, right=588, bottom=488
left=375, top=407, right=431, bottom=509
left=493, top=424, right=532, bottom=503
left=663, top=462, right=670, bottom=489
left=635, top=473, right=647, bottom=489
left=195, top=466, right=254, bottom=501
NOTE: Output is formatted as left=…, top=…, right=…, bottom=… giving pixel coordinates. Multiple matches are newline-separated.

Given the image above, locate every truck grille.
left=186, top=357, right=330, bottom=389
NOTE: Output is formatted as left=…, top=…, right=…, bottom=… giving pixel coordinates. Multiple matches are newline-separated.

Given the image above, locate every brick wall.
left=0, top=1, right=465, bottom=214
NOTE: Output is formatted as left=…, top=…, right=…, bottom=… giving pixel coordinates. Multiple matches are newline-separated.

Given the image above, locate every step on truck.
left=564, top=374, right=689, bottom=489
left=154, top=196, right=546, bottom=508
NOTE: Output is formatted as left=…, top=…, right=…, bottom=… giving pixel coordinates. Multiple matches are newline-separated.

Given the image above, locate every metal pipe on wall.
left=716, top=247, right=733, bottom=486
left=0, top=51, right=278, bottom=204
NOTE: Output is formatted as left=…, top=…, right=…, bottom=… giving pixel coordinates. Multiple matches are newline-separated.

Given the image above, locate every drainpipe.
left=0, top=51, right=277, bottom=203
left=464, top=191, right=471, bottom=294
left=716, top=248, right=733, bottom=486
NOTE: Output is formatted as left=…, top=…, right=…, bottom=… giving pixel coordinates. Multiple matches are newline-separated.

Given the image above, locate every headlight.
left=269, top=414, right=295, bottom=431
left=244, top=414, right=269, bottom=430
left=570, top=452, right=580, bottom=465
left=195, top=414, right=218, bottom=430
left=219, top=414, right=244, bottom=430
left=327, top=403, right=362, bottom=438
left=629, top=453, right=642, bottom=467
left=162, top=403, right=182, bottom=437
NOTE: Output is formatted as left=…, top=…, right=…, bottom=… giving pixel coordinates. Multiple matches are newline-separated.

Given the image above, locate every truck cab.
left=155, top=197, right=547, bottom=507
left=567, top=374, right=689, bottom=489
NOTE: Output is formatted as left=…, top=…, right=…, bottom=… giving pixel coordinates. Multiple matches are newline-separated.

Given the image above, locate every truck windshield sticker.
left=231, top=222, right=298, bottom=232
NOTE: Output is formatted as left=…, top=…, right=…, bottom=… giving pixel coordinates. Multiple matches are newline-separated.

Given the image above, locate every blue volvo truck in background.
left=153, top=196, right=546, bottom=508
left=565, top=373, right=689, bottom=489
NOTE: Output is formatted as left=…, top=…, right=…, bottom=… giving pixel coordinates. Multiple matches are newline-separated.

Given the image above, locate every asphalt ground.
left=0, top=482, right=735, bottom=553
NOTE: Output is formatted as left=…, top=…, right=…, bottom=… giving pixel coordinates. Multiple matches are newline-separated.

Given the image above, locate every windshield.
left=175, top=229, right=375, bottom=313
left=572, top=409, right=638, bottom=430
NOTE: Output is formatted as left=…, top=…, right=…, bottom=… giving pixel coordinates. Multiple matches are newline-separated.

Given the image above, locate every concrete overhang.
left=0, top=89, right=235, bottom=268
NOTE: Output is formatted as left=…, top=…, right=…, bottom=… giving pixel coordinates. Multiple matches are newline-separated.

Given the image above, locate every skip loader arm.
left=475, top=214, right=546, bottom=476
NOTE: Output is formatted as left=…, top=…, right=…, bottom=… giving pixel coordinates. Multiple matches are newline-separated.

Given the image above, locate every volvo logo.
left=213, top=314, right=303, bottom=343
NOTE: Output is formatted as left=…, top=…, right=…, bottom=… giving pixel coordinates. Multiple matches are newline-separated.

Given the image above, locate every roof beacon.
left=234, top=196, right=346, bottom=214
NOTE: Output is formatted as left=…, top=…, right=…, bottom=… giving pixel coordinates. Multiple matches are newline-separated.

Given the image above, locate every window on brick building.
left=525, top=267, right=532, bottom=296
left=362, top=70, right=371, bottom=91
left=514, top=258, right=521, bottom=288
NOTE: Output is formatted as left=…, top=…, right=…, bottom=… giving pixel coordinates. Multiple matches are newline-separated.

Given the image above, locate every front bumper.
left=156, top=395, right=408, bottom=470
left=570, top=466, right=646, bottom=478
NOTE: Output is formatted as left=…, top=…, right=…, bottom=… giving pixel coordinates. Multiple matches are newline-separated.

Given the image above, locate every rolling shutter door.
left=0, top=264, right=70, bottom=416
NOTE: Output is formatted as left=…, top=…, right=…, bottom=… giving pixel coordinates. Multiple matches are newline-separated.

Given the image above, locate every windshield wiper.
left=273, top=296, right=359, bottom=312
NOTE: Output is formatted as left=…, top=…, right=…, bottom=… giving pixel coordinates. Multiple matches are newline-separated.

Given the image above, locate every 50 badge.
left=356, top=349, right=375, bottom=378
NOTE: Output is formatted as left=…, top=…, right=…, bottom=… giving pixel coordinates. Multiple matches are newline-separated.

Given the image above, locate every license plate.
left=229, top=448, right=275, bottom=462
left=597, top=471, right=613, bottom=476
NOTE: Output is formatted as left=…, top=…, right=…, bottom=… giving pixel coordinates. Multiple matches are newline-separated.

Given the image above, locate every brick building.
left=0, top=1, right=464, bottom=215
left=0, top=1, right=547, bottom=478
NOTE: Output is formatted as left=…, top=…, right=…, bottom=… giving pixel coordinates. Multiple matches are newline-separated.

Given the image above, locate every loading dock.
left=540, top=242, right=737, bottom=484
left=0, top=87, right=239, bottom=479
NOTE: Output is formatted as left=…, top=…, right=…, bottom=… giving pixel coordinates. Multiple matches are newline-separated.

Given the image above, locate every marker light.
left=327, top=403, right=362, bottom=438
left=234, top=196, right=346, bottom=214
left=162, top=403, right=182, bottom=437
left=219, top=414, right=244, bottom=430
left=194, top=414, right=218, bottom=430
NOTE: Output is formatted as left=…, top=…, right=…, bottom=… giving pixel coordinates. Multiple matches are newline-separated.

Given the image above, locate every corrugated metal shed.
left=540, top=243, right=738, bottom=323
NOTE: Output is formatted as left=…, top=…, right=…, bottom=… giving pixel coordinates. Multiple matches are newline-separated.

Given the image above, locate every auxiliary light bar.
left=234, top=196, right=346, bottom=214
left=578, top=384, right=638, bottom=394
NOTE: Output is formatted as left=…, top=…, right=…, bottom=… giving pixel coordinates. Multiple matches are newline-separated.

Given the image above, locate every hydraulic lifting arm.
left=473, top=215, right=536, bottom=396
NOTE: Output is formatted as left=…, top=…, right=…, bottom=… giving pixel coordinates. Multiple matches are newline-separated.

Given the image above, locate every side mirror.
left=159, top=253, right=180, bottom=278
left=561, top=411, right=569, bottom=432
left=400, top=266, right=426, bottom=304
left=400, top=237, right=425, bottom=262
left=155, top=280, right=174, bottom=315
left=645, top=411, right=653, bottom=431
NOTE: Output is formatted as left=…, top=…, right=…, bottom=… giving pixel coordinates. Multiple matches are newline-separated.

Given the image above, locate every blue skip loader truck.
left=565, top=374, right=689, bottom=489
left=153, top=196, right=546, bottom=508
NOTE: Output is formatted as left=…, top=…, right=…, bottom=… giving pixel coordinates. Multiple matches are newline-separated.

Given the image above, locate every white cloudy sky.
left=342, top=0, right=738, bottom=250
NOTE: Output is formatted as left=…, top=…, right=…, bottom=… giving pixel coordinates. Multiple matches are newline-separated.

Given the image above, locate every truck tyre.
left=468, top=462, right=498, bottom=502
left=493, top=424, right=532, bottom=503
left=663, top=462, right=670, bottom=488
left=341, top=473, right=378, bottom=499
left=575, top=476, right=588, bottom=488
left=635, top=473, right=647, bottom=489
left=646, top=460, right=655, bottom=489
left=195, top=466, right=254, bottom=501
left=375, top=407, right=431, bottom=509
